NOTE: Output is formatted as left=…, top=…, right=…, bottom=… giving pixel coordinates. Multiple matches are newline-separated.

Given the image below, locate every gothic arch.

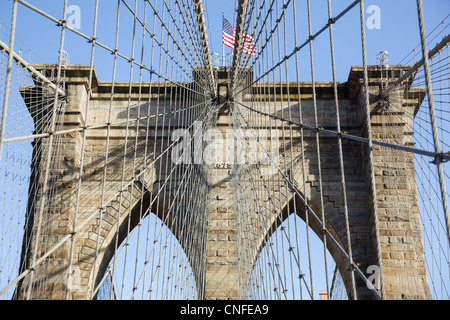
left=88, top=170, right=207, bottom=299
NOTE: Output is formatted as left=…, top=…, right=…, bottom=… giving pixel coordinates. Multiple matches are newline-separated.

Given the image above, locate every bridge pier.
left=16, top=64, right=431, bottom=300
left=204, top=106, right=240, bottom=300
left=352, top=66, right=431, bottom=299
left=16, top=64, right=210, bottom=299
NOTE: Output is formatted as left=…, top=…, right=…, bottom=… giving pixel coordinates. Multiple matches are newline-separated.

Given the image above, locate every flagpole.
left=222, top=12, right=225, bottom=66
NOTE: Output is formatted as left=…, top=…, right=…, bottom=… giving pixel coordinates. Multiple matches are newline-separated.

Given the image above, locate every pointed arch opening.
left=244, top=212, right=348, bottom=300
left=95, top=211, right=202, bottom=300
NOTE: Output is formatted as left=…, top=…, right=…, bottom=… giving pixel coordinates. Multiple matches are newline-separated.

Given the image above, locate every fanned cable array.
left=397, top=14, right=450, bottom=300
left=0, top=0, right=217, bottom=300
left=229, top=0, right=450, bottom=300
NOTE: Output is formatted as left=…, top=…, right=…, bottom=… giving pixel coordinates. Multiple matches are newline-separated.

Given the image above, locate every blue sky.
left=1, top=0, right=449, bottom=82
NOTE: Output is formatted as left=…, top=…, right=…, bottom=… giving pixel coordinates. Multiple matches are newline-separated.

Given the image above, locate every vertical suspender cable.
left=306, top=0, right=330, bottom=299
left=292, top=0, right=314, bottom=299
left=65, top=0, right=99, bottom=300
left=359, top=0, right=385, bottom=299
left=327, top=0, right=357, bottom=299
left=416, top=0, right=450, bottom=245
left=230, top=0, right=248, bottom=95
left=26, top=0, right=68, bottom=300
left=89, top=0, right=121, bottom=299
left=193, top=0, right=217, bottom=98
left=0, top=0, right=18, bottom=164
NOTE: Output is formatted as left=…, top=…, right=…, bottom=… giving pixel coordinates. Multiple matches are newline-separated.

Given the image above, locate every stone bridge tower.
left=15, top=63, right=431, bottom=300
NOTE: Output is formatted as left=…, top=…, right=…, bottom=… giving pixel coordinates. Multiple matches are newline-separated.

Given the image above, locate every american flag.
left=223, top=17, right=256, bottom=56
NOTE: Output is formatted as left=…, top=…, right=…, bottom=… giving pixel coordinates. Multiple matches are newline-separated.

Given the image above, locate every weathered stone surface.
left=17, top=64, right=431, bottom=300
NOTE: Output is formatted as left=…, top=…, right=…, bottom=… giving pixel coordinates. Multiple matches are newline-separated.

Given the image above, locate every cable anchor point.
left=431, top=151, right=450, bottom=164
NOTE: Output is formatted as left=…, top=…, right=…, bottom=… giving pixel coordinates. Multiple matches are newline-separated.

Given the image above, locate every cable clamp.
left=431, top=152, right=450, bottom=164
left=57, top=19, right=67, bottom=27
